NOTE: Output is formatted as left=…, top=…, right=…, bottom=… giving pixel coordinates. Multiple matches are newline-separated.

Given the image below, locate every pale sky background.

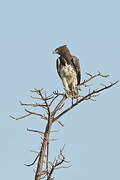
left=0, top=0, right=120, bottom=179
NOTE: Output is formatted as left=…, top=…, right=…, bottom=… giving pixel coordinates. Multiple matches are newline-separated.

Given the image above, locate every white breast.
left=60, top=63, right=77, bottom=86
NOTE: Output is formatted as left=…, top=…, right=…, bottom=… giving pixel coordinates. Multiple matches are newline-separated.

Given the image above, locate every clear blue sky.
left=0, top=0, right=120, bottom=179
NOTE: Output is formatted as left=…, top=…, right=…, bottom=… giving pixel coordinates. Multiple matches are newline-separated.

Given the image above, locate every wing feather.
left=71, top=56, right=81, bottom=85
left=56, top=58, right=62, bottom=79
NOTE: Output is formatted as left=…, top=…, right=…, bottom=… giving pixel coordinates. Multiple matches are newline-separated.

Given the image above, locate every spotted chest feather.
left=60, top=63, right=77, bottom=84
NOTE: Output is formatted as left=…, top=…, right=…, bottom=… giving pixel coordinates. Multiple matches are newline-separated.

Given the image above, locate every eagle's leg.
left=62, top=78, right=71, bottom=97
left=71, top=97, right=74, bottom=105
left=74, top=87, right=79, bottom=97
left=71, top=84, right=79, bottom=98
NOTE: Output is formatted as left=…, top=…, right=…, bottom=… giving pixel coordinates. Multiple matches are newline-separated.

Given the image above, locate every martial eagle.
left=53, top=45, right=81, bottom=98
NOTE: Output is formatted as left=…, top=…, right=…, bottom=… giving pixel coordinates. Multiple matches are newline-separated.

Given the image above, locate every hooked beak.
left=52, top=49, right=58, bottom=54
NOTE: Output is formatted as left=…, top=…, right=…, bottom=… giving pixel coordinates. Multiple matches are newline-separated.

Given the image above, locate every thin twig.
left=25, top=109, right=47, bottom=120
left=80, top=71, right=109, bottom=87
left=19, top=101, right=47, bottom=108
left=47, top=145, right=70, bottom=180
left=52, top=95, right=67, bottom=117
left=25, top=154, right=39, bottom=167
left=27, top=128, right=44, bottom=135
left=9, top=113, right=31, bottom=120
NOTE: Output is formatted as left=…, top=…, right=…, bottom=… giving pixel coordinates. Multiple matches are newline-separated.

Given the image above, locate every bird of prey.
left=53, top=45, right=81, bottom=98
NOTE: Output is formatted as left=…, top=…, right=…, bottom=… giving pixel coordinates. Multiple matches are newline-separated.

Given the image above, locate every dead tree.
left=10, top=71, right=118, bottom=180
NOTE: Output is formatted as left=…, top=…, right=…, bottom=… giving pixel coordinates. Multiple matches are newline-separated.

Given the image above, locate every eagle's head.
left=52, top=45, right=71, bottom=57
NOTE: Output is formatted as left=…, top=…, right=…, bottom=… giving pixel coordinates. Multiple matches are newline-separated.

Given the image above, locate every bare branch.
left=54, top=165, right=72, bottom=170
left=50, top=129, right=60, bottom=133
left=9, top=113, right=31, bottom=120
left=53, top=91, right=65, bottom=96
left=47, top=145, right=70, bottom=180
left=30, top=96, right=42, bottom=100
left=30, top=150, right=39, bottom=154
left=57, top=121, right=64, bottom=127
left=33, top=88, right=54, bottom=101
left=24, top=109, right=47, bottom=120
left=27, top=128, right=44, bottom=135
left=19, top=101, right=47, bottom=108
left=80, top=71, right=110, bottom=87
left=53, top=81, right=118, bottom=123
left=35, top=121, right=52, bottom=180
left=49, top=138, right=58, bottom=141
left=30, top=88, right=44, bottom=93
left=49, top=95, right=59, bottom=106
left=25, top=154, right=39, bottom=167
left=52, top=95, right=67, bottom=117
